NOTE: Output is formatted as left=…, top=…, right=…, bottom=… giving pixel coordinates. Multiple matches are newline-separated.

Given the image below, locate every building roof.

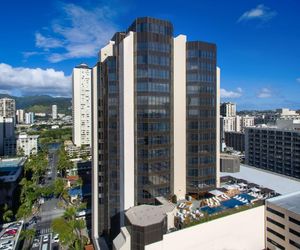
left=267, top=191, right=300, bottom=215
left=125, top=199, right=175, bottom=227
left=221, top=164, right=300, bottom=195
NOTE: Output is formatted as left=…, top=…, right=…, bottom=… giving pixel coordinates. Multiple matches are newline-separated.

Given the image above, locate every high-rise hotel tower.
left=92, top=17, right=219, bottom=244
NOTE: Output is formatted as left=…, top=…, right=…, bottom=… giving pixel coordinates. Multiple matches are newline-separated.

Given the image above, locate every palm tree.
left=2, top=204, right=13, bottom=223
left=51, top=206, right=88, bottom=249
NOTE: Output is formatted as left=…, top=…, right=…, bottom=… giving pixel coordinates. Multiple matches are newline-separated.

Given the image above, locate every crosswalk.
left=40, top=228, right=52, bottom=235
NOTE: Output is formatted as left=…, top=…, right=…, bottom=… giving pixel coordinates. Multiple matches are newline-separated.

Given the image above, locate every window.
left=267, top=238, right=285, bottom=250
left=267, top=227, right=285, bottom=240
left=266, top=217, right=285, bottom=229
left=267, top=207, right=285, bottom=218
left=289, top=228, right=300, bottom=237
left=289, top=216, right=300, bottom=226
left=290, top=240, right=300, bottom=249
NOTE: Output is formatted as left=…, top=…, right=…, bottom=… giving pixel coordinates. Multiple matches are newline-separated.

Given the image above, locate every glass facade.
left=95, top=17, right=217, bottom=240
left=186, top=42, right=217, bottom=193
left=130, top=17, right=173, bottom=204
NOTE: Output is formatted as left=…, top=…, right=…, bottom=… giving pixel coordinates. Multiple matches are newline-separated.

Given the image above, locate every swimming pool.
left=222, top=199, right=244, bottom=209
left=200, top=198, right=246, bottom=214
left=201, top=205, right=224, bottom=214
left=238, top=193, right=255, bottom=201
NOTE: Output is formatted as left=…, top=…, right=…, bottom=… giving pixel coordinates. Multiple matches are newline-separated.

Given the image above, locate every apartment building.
left=52, top=104, right=57, bottom=120
left=16, top=133, right=39, bottom=156
left=220, top=102, right=236, bottom=117
left=16, top=109, right=24, bottom=124
left=0, top=98, right=16, bottom=120
left=91, top=17, right=219, bottom=244
left=72, top=64, right=92, bottom=147
left=245, top=120, right=300, bottom=179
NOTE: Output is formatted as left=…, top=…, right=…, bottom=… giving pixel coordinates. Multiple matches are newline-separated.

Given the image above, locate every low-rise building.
left=220, top=153, right=240, bottom=173
left=265, top=191, right=300, bottom=250
left=0, top=157, right=25, bottom=207
left=224, top=131, right=245, bottom=152
left=245, top=121, right=300, bottom=180
left=16, top=133, right=39, bottom=156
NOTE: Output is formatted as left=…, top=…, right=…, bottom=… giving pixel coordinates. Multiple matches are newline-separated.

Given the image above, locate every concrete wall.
left=145, top=206, right=265, bottom=250
left=172, top=35, right=187, bottom=199
left=119, top=32, right=135, bottom=224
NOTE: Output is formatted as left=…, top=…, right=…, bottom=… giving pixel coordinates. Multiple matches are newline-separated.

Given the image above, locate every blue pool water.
left=238, top=193, right=255, bottom=201
left=200, top=197, right=250, bottom=214
left=222, top=199, right=244, bottom=208
left=201, top=205, right=224, bottom=214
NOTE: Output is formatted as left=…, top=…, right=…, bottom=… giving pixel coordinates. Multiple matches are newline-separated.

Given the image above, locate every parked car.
left=43, top=234, right=49, bottom=242
left=32, top=238, right=40, bottom=248
left=0, top=233, right=14, bottom=240
left=52, top=233, right=59, bottom=243
left=5, top=229, right=17, bottom=235
left=0, top=240, right=14, bottom=248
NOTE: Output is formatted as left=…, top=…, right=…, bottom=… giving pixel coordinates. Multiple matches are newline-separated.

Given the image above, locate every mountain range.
left=0, top=94, right=72, bottom=115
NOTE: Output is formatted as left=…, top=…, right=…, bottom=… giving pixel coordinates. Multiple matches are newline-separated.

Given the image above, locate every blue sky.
left=0, top=0, right=299, bottom=110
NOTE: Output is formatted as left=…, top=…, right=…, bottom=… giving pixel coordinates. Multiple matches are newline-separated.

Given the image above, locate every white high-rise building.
left=25, top=112, right=34, bottom=124
left=16, top=133, right=39, bottom=156
left=52, top=105, right=57, bottom=120
left=16, top=109, right=24, bottom=124
left=220, top=102, right=236, bottom=117
left=0, top=98, right=16, bottom=119
left=72, top=64, right=92, bottom=147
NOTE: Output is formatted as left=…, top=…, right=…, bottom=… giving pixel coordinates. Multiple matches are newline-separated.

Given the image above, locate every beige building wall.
left=119, top=32, right=135, bottom=221
left=172, top=35, right=187, bottom=199
left=216, top=67, right=221, bottom=187
left=266, top=197, right=300, bottom=250
left=145, top=206, right=265, bottom=250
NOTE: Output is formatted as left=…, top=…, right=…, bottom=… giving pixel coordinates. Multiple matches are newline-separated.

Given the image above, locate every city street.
left=30, top=144, right=64, bottom=250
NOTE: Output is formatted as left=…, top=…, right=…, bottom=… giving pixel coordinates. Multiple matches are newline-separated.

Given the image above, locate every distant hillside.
left=0, top=94, right=72, bottom=115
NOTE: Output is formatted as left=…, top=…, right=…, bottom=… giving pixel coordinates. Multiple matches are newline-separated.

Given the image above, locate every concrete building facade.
left=72, top=64, right=92, bottom=147
left=220, top=102, right=236, bottom=117
left=0, top=98, right=16, bottom=121
left=91, top=17, right=219, bottom=245
left=245, top=124, right=300, bottom=179
left=265, top=191, right=300, bottom=250
left=16, top=133, right=39, bottom=156
left=25, top=112, right=35, bottom=124
left=16, top=109, right=24, bottom=124
left=52, top=104, right=57, bottom=120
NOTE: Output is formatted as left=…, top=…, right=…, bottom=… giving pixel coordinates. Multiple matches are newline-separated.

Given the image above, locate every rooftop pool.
left=0, top=158, right=25, bottom=172
left=201, top=196, right=253, bottom=215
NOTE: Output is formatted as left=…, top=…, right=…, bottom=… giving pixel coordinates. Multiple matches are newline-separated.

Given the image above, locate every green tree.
left=2, top=204, right=13, bottom=222
left=51, top=207, right=87, bottom=249
left=20, top=228, right=36, bottom=242
left=54, top=177, right=65, bottom=197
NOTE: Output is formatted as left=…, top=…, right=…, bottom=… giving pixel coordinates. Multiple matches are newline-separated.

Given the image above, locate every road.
left=30, top=144, right=64, bottom=250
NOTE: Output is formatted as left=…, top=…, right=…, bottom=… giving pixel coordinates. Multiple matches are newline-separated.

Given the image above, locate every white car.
left=0, top=240, right=13, bottom=249
left=0, top=234, right=14, bottom=240
left=32, top=238, right=40, bottom=248
left=43, top=235, right=49, bottom=242
left=52, top=233, right=59, bottom=243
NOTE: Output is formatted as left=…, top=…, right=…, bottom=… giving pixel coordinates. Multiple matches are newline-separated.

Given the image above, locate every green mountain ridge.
left=0, top=94, right=72, bottom=114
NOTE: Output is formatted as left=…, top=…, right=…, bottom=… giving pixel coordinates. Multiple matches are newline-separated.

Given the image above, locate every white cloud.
left=220, top=88, right=243, bottom=98
left=0, top=63, right=71, bottom=96
left=34, top=3, right=118, bottom=62
left=297, top=78, right=300, bottom=83
left=35, top=32, right=64, bottom=49
left=238, top=4, right=277, bottom=22
left=257, top=88, right=272, bottom=98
